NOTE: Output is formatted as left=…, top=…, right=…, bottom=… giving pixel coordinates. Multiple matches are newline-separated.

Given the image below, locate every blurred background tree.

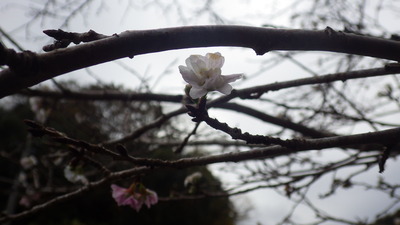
left=0, top=83, right=237, bottom=225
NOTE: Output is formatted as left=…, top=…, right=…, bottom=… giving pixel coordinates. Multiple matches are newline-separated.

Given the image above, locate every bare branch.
left=24, top=120, right=400, bottom=168
left=0, top=166, right=149, bottom=223
left=1, top=26, right=400, bottom=98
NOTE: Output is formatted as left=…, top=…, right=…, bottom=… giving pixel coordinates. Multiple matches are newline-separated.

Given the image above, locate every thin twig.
left=174, top=122, right=201, bottom=154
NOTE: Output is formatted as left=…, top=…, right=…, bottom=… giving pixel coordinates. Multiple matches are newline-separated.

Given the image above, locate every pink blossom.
left=111, top=184, right=158, bottom=212
left=144, top=189, right=158, bottom=208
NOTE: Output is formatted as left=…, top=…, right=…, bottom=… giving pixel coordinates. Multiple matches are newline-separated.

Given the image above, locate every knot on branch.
left=184, top=99, right=302, bottom=148
left=186, top=104, right=208, bottom=122
left=238, top=92, right=263, bottom=99
left=378, top=141, right=400, bottom=173
left=185, top=96, right=208, bottom=122
left=116, top=144, right=128, bottom=156
left=24, top=119, right=47, bottom=137
left=42, top=29, right=110, bottom=52
left=324, top=26, right=340, bottom=37
left=0, top=43, right=39, bottom=76
left=385, top=63, right=400, bottom=71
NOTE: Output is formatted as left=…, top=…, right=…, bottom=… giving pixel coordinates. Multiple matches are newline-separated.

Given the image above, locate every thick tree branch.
left=25, top=120, right=400, bottom=168
left=19, top=89, right=184, bottom=102
left=1, top=26, right=400, bottom=98
left=42, top=29, right=110, bottom=52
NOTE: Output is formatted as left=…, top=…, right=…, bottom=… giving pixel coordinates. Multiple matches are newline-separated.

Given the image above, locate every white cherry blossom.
left=179, top=52, right=243, bottom=99
left=64, top=165, right=88, bottom=184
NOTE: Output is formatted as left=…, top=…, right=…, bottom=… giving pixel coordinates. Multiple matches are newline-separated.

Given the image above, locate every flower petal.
left=184, top=172, right=203, bottom=187
left=217, top=83, right=233, bottom=95
left=124, top=196, right=142, bottom=211
left=203, top=74, right=226, bottom=91
left=111, top=184, right=129, bottom=206
left=144, top=189, right=158, bottom=208
left=222, top=73, right=243, bottom=83
left=186, top=55, right=206, bottom=77
left=190, top=87, right=208, bottom=99
left=179, top=65, right=201, bottom=85
left=206, top=52, right=224, bottom=69
left=64, top=166, right=88, bottom=184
